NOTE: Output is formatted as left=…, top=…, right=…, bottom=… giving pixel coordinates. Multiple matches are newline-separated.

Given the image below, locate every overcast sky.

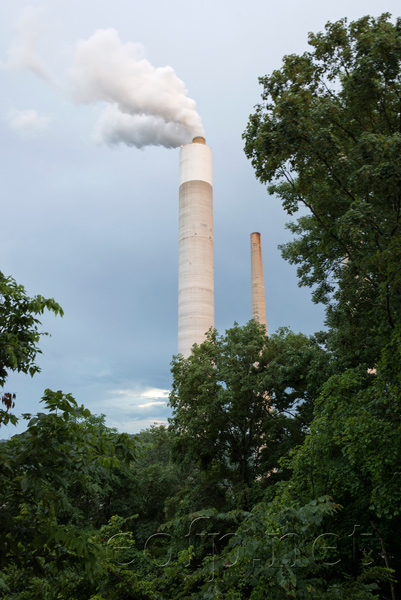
left=1, top=0, right=398, bottom=436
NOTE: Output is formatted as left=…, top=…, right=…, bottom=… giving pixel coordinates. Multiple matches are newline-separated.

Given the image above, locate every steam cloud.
left=2, top=14, right=204, bottom=149
left=93, top=107, right=196, bottom=148
left=70, top=29, right=204, bottom=148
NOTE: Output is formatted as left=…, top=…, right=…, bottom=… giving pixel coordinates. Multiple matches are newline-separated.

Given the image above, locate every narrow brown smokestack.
left=250, top=232, right=267, bottom=332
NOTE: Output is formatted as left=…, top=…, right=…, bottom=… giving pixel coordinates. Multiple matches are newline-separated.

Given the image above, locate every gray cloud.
left=100, top=387, right=170, bottom=433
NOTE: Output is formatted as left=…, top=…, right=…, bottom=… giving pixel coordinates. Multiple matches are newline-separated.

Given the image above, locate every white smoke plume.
left=93, top=106, right=195, bottom=148
left=1, top=7, right=55, bottom=85
left=2, top=12, right=204, bottom=149
left=69, top=29, right=204, bottom=148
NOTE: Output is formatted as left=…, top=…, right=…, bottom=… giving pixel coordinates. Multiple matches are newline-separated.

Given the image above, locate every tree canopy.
left=243, top=14, right=401, bottom=598
left=169, top=321, right=330, bottom=507
left=0, top=390, right=139, bottom=596
left=0, top=271, right=63, bottom=426
left=243, top=13, right=401, bottom=369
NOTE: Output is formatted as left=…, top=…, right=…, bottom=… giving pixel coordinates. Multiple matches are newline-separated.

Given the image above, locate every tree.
left=243, top=13, right=401, bottom=370
left=125, top=426, right=200, bottom=546
left=0, top=271, right=63, bottom=425
left=243, top=15, right=401, bottom=596
left=169, top=321, right=330, bottom=508
left=169, top=497, right=388, bottom=600
left=0, top=390, right=138, bottom=597
left=278, top=330, right=401, bottom=599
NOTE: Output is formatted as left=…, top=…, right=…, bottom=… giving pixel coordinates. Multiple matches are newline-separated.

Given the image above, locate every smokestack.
left=250, top=232, right=267, bottom=332
left=178, top=136, right=214, bottom=356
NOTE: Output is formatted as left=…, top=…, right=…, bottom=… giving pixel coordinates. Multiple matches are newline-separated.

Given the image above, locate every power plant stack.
left=250, top=232, right=267, bottom=332
left=178, top=136, right=214, bottom=357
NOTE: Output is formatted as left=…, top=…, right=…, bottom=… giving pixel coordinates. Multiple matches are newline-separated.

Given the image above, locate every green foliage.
left=243, top=14, right=401, bottom=596
left=277, top=327, right=401, bottom=588
left=151, top=498, right=389, bottom=599
left=124, top=425, right=200, bottom=546
left=201, top=497, right=379, bottom=600
left=0, top=390, right=138, bottom=596
left=169, top=321, right=330, bottom=508
left=243, top=13, right=401, bottom=369
left=0, top=271, right=63, bottom=425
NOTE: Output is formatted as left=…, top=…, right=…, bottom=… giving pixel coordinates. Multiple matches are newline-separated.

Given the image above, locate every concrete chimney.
left=178, top=137, right=214, bottom=357
left=250, top=232, right=267, bottom=332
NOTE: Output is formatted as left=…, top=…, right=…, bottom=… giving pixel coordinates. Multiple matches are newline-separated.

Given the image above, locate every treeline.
left=1, top=13, right=401, bottom=599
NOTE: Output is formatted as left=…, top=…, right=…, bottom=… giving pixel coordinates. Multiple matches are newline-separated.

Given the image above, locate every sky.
left=1, top=0, right=398, bottom=436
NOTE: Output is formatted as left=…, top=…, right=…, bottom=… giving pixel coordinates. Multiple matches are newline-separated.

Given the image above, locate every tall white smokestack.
left=251, top=232, right=267, bottom=332
left=178, top=136, right=214, bottom=357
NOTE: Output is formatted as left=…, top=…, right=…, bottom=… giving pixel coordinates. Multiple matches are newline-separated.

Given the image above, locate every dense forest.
left=1, top=14, right=401, bottom=599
